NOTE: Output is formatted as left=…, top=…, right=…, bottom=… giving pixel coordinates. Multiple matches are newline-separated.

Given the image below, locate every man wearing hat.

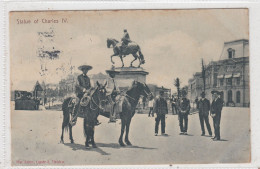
left=153, top=90, right=168, bottom=136
left=177, top=90, right=190, bottom=135
left=210, top=90, right=224, bottom=141
left=121, top=29, right=131, bottom=51
left=198, top=92, right=212, bottom=136
left=72, top=64, right=100, bottom=126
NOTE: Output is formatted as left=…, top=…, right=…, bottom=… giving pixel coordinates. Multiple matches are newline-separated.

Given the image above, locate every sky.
left=10, top=9, right=249, bottom=92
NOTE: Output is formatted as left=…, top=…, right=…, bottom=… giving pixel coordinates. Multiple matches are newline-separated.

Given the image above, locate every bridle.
left=89, top=87, right=106, bottom=111
left=143, top=83, right=153, bottom=99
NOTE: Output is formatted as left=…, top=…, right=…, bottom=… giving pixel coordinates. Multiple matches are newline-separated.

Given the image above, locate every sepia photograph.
left=9, top=9, right=250, bottom=166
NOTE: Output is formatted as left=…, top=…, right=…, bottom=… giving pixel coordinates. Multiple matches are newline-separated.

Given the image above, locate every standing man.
left=210, top=90, right=224, bottom=141
left=198, top=92, right=212, bottom=136
left=71, top=64, right=100, bottom=126
left=154, top=90, right=168, bottom=136
left=178, top=91, right=190, bottom=135
left=148, top=96, right=154, bottom=117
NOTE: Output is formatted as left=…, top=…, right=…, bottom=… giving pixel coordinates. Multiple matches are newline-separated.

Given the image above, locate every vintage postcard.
left=8, top=9, right=250, bottom=166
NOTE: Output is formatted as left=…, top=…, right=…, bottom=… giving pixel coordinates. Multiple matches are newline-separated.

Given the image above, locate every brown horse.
left=107, top=38, right=145, bottom=68
left=60, top=81, right=107, bottom=148
left=100, top=81, right=153, bottom=146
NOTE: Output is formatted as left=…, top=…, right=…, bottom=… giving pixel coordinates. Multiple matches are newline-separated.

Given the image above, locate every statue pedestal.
left=106, top=67, right=149, bottom=89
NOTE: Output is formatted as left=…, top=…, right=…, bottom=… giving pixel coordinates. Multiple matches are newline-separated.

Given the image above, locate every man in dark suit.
left=178, top=91, right=190, bottom=135
left=154, top=90, right=168, bottom=136
left=198, top=92, right=212, bottom=136
left=71, top=64, right=100, bottom=126
left=210, top=90, right=224, bottom=141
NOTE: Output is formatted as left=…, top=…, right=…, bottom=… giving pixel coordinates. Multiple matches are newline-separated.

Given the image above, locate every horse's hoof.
left=60, top=140, right=64, bottom=144
left=85, top=144, right=90, bottom=148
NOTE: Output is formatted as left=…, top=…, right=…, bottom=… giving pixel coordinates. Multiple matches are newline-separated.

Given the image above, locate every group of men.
left=152, top=90, right=224, bottom=141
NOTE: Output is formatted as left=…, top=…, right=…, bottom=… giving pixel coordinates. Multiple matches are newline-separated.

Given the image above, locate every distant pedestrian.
left=198, top=92, right=212, bottom=136
left=177, top=91, right=190, bottom=135
left=210, top=90, right=224, bottom=141
left=154, top=91, right=168, bottom=136
left=148, top=97, right=154, bottom=117
left=171, top=96, right=178, bottom=114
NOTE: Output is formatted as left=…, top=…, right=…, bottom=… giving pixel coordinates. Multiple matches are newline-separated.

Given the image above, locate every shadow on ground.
left=63, top=143, right=110, bottom=155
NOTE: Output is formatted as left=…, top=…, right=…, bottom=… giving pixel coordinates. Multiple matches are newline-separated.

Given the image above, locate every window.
left=213, top=73, right=218, bottom=87
left=228, top=90, right=233, bottom=102
left=236, top=77, right=241, bottom=85
left=236, top=91, right=241, bottom=103
left=226, top=78, right=232, bottom=86
left=228, top=48, right=235, bottom=59
left=220, top=79, right=224, bottom=86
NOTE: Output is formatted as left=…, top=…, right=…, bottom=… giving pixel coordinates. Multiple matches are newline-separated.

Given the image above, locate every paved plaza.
left=11, top=107, right=250, bottom=166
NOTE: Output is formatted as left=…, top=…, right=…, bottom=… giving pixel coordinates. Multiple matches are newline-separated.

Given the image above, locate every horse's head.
left=131, top=81, right=153, bottom=101
left=96, top=81, right=108, bottom=107
left=107, top=38, right=119, bottom=48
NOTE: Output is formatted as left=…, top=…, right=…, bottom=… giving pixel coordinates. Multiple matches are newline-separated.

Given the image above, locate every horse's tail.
left=138, top=45, right=145, bottom=64
left=62, top=97, right=72, bottom=132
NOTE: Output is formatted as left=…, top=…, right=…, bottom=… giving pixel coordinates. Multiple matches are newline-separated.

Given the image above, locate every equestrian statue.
left=107, top=29, right=145, bottom=68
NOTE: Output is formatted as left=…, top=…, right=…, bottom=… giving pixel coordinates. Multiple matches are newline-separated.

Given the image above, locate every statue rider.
left=121, top=29, right=131, bottom=51
left=70, top=64, right=101, bottom=126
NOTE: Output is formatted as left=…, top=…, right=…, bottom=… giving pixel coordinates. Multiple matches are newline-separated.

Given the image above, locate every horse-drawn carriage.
left=14, top=90, right=39, bottom=110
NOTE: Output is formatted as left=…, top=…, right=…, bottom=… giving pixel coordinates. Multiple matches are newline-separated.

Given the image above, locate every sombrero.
left=211, top=90, right=221, bottom=95
left=78, top=65, right=92, bottom=71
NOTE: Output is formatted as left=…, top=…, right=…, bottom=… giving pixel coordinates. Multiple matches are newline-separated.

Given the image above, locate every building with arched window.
left=187, top=39, right=249, bottom=107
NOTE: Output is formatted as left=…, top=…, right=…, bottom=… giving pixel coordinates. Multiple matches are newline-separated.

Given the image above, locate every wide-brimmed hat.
left=211, top=90, right=221, bottom=95
left=78, top=65, right=92, bottom=71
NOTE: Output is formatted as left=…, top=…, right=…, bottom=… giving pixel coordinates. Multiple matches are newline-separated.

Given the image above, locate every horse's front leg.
left=125, top=118, right=132, bottom=145
left=120, top=55, right=124, bottom=67
left=60, top=124, right=64, bottom=144
left=111, top=53, right=117, bottom=64
left=69, top=123, right=74, bottom=144
left=119, top=118, right=126, bottom=146
left=84, top=120, right=90, bottom=148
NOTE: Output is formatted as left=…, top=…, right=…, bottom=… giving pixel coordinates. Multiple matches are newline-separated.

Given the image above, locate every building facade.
left=187, top=39, right=249, bottom=107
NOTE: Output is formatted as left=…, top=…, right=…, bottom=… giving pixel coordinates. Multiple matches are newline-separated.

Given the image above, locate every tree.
left=201, top=59, right=206, bottom=92
left=174, top=78, right=181, bottom=99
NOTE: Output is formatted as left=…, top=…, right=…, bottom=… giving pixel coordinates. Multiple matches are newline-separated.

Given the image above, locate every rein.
left=126, top=94, right=136, bottom=101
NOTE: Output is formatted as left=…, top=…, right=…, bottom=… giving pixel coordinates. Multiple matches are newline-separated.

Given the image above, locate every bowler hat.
left=211, top=90, right=220, bottom=95
left=78, top=65, right=93, bottom=71
left=201, top=91, right=206, bottom=96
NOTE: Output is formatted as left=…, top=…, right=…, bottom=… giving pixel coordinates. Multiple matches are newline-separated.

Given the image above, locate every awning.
left=224, top=74, right=233, bottom=78
left=233, top=73, right=241, bottom=78
left=217, top=75, right=224, bottom=79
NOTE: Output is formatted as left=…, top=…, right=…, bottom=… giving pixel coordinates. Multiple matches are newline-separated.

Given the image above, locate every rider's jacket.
left=121, top=32, right=131, bottom=44
left=75, top=74, right=91, bottom=99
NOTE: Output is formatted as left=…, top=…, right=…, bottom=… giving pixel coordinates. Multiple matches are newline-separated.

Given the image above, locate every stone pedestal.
left=106, top=67, right=149, bottom=89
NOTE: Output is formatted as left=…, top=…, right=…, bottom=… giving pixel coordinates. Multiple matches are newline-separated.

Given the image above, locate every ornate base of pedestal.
left=106, top=67, right=149, bottom=89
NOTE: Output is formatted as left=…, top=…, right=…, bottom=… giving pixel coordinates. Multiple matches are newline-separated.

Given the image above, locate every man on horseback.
left=120, top=29, right=131, bottom=52
left=71, top=64, right=101, bottom=126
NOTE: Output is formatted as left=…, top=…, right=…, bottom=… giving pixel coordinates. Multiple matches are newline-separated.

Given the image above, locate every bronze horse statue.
left=107, top=38, right=145, bottom=68
left=60, top=81, right=107, bottom=148
left=100, top=81, right=153, bottom=146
